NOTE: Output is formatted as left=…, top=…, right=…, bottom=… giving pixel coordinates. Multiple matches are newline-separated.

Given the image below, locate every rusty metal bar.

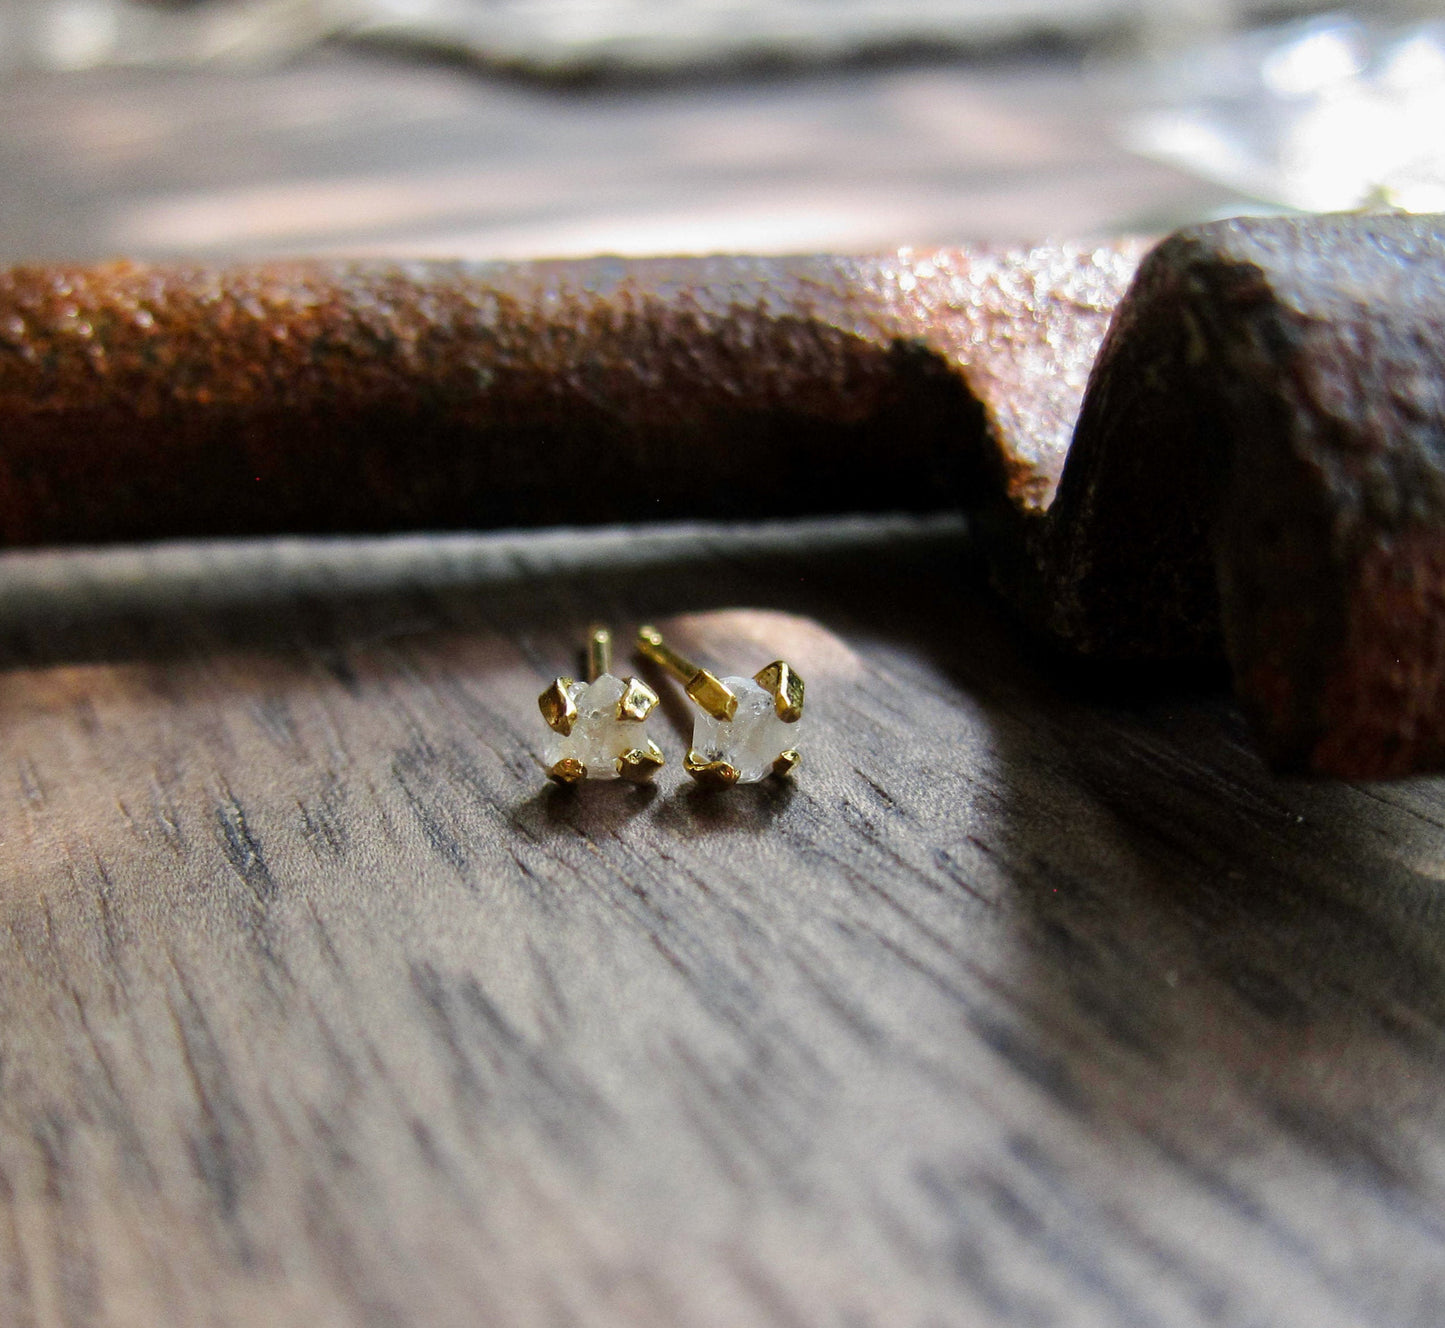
left=0, top=217, right=1442, bottom=776
left=1045, top=213, right=1445, bottom=776
left=0, top=247, right=1137, bottom=545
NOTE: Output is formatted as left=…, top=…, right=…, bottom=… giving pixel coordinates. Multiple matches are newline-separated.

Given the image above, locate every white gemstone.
left=543, top=674, right=649, bottom=778
left=691, top=676, right=802, bottom=783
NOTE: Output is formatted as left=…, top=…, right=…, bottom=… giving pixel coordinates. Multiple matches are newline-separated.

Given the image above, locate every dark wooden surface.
left=2, top=47, right=1444, bottom=1328
left=2, top=515, right=1445, bottom=1326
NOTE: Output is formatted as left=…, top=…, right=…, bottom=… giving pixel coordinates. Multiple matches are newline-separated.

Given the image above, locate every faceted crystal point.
left=689, top=676, right=803, bottom=784
left=542, top=673, right=660, bottom=781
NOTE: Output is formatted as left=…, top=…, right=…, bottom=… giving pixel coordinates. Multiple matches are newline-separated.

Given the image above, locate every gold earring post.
left=636, top=626, right=738, bottom=721
left=586, top=623, right=612, bottom=682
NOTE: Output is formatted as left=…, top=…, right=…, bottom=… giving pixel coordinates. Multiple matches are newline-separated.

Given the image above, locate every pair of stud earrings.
left=537, top=624, right=805, bottom=789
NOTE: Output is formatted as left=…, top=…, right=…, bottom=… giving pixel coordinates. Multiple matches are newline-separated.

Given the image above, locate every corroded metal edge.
left=1045, top=212, right=1445, bottom=776
left=0, top=245, right=1141, bottom=547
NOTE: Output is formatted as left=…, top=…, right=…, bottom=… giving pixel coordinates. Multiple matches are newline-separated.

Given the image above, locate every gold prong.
left=684, top=750, right=741, bottom=789
left=684, top=669, right=738, bottom=722
left=616, top=676, right=659, bottom=722
left=771, top=749, right=801, bottom=778
left=587, top=624, right=612, bottom=683
left=547, top=757, right=586, bottom=785
left=538, top=677, right=578, bottom=735
left=615, top=740, right=666, bottom=783
left=754, top=660, right=804, bottom=722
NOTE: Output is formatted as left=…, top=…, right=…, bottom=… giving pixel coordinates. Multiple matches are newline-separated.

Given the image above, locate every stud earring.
left=636, top=625, right=803, bottom=789
left=538, top=625, right=665, bottom=785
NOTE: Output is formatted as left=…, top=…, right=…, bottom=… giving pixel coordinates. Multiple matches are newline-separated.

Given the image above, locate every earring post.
left=636, top=625, right=698, bottom=683
left=587, top=624, right=613, bottom=682
left=636, top=626, right=738, bottom=722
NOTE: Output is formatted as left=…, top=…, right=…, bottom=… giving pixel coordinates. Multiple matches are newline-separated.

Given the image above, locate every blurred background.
left=0, top=0, right=1440, bottom=262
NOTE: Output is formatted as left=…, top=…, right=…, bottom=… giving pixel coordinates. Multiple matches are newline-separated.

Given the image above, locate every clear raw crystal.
left=543, top=674, right=648, bottom=778
left=691, top=676, right=802, bottom=783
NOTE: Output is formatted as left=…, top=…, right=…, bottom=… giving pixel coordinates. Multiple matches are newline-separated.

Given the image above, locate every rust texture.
left=1046, top=213, right=1445, bottom=776
left=1, top=217, right=1444, bottom=777
left=0, top=246, right=1138, bottom=546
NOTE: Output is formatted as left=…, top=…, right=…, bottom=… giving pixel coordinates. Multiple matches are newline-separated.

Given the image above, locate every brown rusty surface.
left=0, top=246, right=1139, bottom=547
left=3, top=218, right=1445, bottom=777
left=1047, top=213, right=1445, bottom=776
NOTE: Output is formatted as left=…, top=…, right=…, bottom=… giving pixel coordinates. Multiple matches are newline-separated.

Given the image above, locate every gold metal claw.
left=538, top=677, right=578, bottom=735
left=547, top=757, right=587, bottom=785
left=684, top=671, right=737, bottom=722
left=684, top=751, right=741, bottom=789
left=771, top=749, right=801, bottom=778
left=615, top=740, right=666, bottom=783
left=616, top=676, right=659, bottom=722
left=753, top=660, right=805, bottom=723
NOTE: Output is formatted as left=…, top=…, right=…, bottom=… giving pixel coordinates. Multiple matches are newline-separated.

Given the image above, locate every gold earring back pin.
left=636, top=625, right=738, bottom=722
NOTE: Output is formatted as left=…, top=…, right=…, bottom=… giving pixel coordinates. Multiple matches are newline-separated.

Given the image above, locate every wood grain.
left=0, top=515, right=1443, bottom=1326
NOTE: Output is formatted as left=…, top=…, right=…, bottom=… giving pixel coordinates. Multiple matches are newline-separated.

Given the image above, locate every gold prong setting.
left=638, top=627, right=805, bottom=786
left=616, top=676, right=660, bottom=723
left=547, top=757, right=587, bottom=785
left=771, top=749, right=801, bottom=778
left=684, top=750, right=741, bottom=789
left=616, top=740, right=666, bottom=783
left=684, top=669, right=738, bottom=722
left=538, top=676, right=579, bottom=736
left=539, top=629, right=665, bottom=784
left=753, top=660, right=805, bottom=724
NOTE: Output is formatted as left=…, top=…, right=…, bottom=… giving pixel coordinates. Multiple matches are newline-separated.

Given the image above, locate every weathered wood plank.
left=0, top=515, right=1443, bottom=1326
